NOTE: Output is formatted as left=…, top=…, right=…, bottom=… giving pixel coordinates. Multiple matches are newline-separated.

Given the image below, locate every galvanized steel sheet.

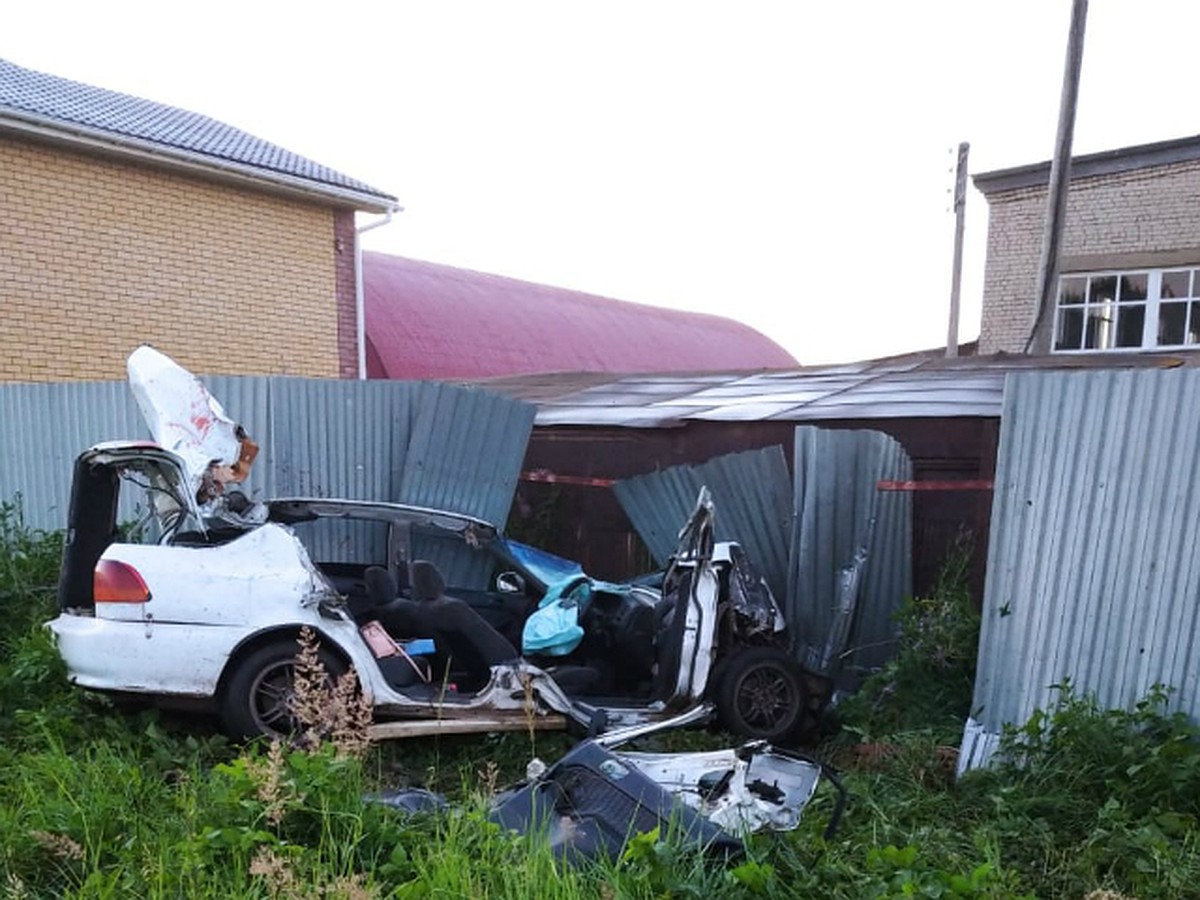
left=0, top=376, right=533, bottom=593
left=398, top=381, right=535, bottom=524
left=0, top=381, right=143, bottom=529
left=615, top=429, right=912, bottom=674
left=963, top=368, right=1200, bottom=770
left=613, top=446, right=793, bottom=602
left=788, top=427, right=913, bottom=672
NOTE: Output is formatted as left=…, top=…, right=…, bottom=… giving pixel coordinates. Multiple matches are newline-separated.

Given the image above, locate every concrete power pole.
left=1027, top=0, right=1089, bottom=354
left=946, top=141, right=970, bottom=358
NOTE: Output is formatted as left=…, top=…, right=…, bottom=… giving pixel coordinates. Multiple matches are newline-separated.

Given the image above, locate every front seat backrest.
left=410, top=560, right=446, bottom=602
left=364, top=566, right=399, bottom=607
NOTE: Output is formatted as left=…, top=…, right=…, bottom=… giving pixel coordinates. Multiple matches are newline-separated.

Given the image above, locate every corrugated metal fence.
left=613, top=446, right=794, bottom=601
left=789, top=427, right=913, bottom=673
left=0, top=376, right=535, bottom=532
left=614, top=427, right=913, bottom=675
left=961, top=368, right=1200, bottom=771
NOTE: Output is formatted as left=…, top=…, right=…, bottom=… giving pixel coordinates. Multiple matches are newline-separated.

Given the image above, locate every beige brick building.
left=977, top=136, right=1200, bottom=356
left=0, top=58, right=397, bottom=383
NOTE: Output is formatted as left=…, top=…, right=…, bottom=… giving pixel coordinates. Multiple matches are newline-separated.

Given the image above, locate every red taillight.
left=94, top=559, right=151, bottom=603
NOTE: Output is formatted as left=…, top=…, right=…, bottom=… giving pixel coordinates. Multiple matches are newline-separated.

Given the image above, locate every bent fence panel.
left=616, top=431, right=912, bottom=674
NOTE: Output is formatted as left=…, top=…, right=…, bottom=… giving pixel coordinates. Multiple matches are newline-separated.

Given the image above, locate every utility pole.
left=946, top=141, right=970, bottom=358
left=1027, top=0, right=1089, bottom=354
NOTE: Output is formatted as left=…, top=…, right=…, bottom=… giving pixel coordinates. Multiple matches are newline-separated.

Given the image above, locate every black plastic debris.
left=489, top=739, right=744, bottom=864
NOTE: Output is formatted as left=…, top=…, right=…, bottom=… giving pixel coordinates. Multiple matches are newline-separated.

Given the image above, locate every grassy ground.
left=3, top=502, right=1199, bottom=897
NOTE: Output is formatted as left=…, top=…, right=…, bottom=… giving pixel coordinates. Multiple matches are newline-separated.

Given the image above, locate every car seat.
left=410, top=560, right=519, bottom=688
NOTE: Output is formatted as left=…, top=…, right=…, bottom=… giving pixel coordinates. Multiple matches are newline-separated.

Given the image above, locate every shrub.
left=838, top=539, right=979, bottom=742
left=0, top=498, right=62, bottom=648
left=959, top=682, right=1200, bottom=898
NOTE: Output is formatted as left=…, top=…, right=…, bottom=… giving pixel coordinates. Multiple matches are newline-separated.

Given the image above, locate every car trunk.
left=56, top=445, right=199, bottom=612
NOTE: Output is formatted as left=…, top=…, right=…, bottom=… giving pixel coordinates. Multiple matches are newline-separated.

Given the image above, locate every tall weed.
left=0, top=499, right=110, bottom=746
left=0, top=498, right=62, bottom=648
left=838, top=539, right=979, bottom=742
left=958, top=682, right=1200, bottom=897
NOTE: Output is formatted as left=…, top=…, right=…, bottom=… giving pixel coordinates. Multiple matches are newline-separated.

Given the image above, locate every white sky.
left=6, top=2, right=1199, bottom=364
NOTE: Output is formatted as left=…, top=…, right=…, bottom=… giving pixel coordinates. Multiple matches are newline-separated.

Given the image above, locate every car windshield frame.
left=495, top=538, right=585, bottom=592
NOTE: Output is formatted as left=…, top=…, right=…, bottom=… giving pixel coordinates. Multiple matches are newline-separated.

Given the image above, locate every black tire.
left=713, top=646, right=808, bottom=742
left=220, top=637, right=347, bottom=741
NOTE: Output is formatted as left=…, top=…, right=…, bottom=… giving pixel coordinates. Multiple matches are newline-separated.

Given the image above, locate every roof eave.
left=974, top=133, right=1200, bottom=197
left=0, top=108, right=401, bottom=213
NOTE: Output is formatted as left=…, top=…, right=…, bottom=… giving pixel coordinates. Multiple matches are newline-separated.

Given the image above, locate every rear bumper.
left=47, top=614, right=246, bottom=697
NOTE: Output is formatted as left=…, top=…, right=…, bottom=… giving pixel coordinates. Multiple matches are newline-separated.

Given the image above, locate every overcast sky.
left=7, top=2, right=1199, bottom=364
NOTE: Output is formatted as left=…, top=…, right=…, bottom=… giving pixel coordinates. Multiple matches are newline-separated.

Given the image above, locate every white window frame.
left=1053, top=266, right=1200, bottom=353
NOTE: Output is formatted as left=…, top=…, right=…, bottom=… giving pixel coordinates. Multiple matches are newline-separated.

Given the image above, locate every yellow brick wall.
left=0, top=136, right=341, bottom=382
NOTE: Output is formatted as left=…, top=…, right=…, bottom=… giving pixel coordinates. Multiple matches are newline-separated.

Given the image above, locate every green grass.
left=3, top=501, right=1200, bottom=897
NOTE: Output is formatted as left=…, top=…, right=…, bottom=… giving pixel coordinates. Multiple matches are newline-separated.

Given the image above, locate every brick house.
left=0, top=58, right=397, bottom=382
left=976, top=135, right=1200, bottom=356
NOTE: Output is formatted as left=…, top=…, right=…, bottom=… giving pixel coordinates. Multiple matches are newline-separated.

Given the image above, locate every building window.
left=1055, top=268, right=1200, bottom=352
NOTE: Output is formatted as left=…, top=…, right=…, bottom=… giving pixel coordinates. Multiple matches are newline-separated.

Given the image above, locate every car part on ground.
left=377, top=738, right=846, bottom=868
left=612, top=742, right=842, bottom=837
left=490, top=738, right=745, bottom=863
left=483, top=709, right=846, bottom=864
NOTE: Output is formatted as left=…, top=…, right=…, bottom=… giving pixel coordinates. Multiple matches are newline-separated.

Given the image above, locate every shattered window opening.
left=118, top=465, right=201, bottom=546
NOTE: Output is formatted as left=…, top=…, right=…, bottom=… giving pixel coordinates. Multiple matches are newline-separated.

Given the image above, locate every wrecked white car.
left=47, top=348, right=821, bottom=742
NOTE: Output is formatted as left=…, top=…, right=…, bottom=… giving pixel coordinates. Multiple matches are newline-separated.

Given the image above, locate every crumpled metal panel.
left=194, top=376, right=274, bottom=495
left=613, top=447, right=793, bottom=603
left=397, top=381, right=535, bottom=524
left=961, top=369, right=1200, bottom=771
left=399, top=382, right=535, bottom=590
left=258, top=378, right=413, bottom=503
left=788, top=427, right=912, bottom=673
left=614, top=431, right=912, bottom=674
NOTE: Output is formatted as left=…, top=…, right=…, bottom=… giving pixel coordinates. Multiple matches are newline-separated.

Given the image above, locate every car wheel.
left=713, top=646, right=808, bottom=743
left=220, top=638, right=347, bottom=741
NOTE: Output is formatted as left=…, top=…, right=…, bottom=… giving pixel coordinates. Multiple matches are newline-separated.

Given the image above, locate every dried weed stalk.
left=477, top=759, right=500, bottom=796
left=328, top=668, right=373, bottom=759
left=246, top=739, right=290, bottom=826
left=3, top=873, right=30, bottom=900
left=289, top=627, right=329, bottom=744
left=290, top=627, right=372, bottom=758
left=249, top=847, right=377, bottom=900
left=324, top=873, right=377, bottom=900
left=30, top=830, right=84, bottom=862
left=520, top=668, right=538, bottom=747
left=248, top=846, right=301, bottom=900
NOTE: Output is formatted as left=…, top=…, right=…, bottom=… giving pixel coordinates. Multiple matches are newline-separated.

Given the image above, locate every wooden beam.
left=369, top=713, right=568, bottom=741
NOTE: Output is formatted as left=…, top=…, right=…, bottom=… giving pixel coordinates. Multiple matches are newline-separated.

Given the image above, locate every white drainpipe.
left=354, top=211, right=395, bottom=380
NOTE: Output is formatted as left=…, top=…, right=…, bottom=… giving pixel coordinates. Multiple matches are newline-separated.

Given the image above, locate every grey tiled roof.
left=0, top=58, right=396, bottom=205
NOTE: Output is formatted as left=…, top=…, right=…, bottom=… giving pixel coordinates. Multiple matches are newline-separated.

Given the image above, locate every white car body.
left=48, top=442, right=792, bottom=739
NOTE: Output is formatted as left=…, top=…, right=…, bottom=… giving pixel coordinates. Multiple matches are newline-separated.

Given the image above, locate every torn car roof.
left=126, top=345, right=246, bottom=501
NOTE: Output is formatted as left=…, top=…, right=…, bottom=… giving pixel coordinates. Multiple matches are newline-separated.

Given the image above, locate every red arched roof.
left=363, top=253, right=797, bottom=380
